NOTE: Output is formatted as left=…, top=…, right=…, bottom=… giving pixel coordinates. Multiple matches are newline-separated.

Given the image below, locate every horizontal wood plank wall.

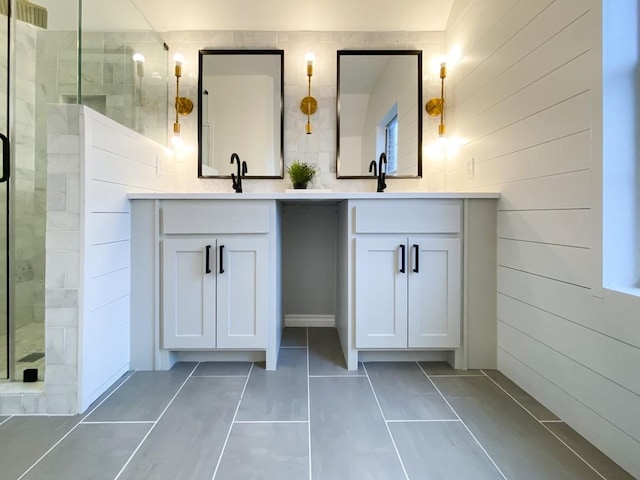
left=80, top=107, right=176, bottom=410
left=445, top=0, right=640, bottom=476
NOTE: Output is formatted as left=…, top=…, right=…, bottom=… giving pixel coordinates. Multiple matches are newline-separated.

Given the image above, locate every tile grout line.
left=417, top=362, right=509, bottom=480
left=480, top=370, right=608, bottom=480
left=307, top=327, right=312, bottom=480
left=211, top=362, right=254, bottom=480
left=4, top=413, right=77, bottom=417
left=82, top=421, right=155, bottom=425
left=234, top=420, right=308, bottom=424
left=309, top=374, right=367, bottom=378
left=113, top=362, right=201, bottom=480
left=191, top=375, right=250, bottom=378
left=16, top=369, right=139, bottom=480
left=81, top=371, right=137, bottom=422
left=540, top=429, right=608, bottom=480
left=386, top=419, right=462, bottom=423
left=0, top=415, right=12, bottom=426
left=361, top=363, right=410, bottom=480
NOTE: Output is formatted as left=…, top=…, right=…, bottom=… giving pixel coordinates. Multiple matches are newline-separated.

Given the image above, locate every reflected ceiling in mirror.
left=337, top=50, right=422, bottom=179
left=198, top=49, right=284, bottom=178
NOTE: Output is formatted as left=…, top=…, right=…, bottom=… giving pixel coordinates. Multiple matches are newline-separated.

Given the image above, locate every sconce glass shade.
left=132, top=53, right=145, bottom=63
left=174, top=53, right=185, bottom=78
left=171, top=134, right=183, bottom=147
left=305, top=52, right=315, bottom=75
left=171, top=121, right=183, bottom=147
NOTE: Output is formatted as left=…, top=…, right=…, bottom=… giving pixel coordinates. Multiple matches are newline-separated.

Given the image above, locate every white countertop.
left=128, top=191, right=500, bottom=201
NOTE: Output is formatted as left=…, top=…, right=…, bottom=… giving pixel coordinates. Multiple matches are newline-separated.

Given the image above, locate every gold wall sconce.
left=172, top=53, right=193, bottom=146
left=300, top=53, right=317, bottom=134
left=425, top=62, right=447, bottom=137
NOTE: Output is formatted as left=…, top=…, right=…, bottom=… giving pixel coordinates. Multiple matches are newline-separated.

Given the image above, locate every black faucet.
left=373, top=152, right=387, bottom=192
left=230, top=153, right=247, bottom=193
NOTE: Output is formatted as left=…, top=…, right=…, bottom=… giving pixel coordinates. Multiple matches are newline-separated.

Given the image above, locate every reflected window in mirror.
left=336, top=50, right=422, bottom=179
left=386, top=114, right=398, bottom=174
left=198, top=50, right=284, bottom=178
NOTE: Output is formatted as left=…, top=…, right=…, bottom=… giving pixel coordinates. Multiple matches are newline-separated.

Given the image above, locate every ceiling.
left=129, top=0, right=454, bottom=33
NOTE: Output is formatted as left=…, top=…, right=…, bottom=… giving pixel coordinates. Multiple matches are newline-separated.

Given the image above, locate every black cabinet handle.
left=0, top=133, right=10, bottom=183
left=400, top=244, right=406, bottom=273
left=205, top=245, right=211, bottom=274
left=413, top=244, right=419, bottom=273
left=219, top=245, right=225, bottom=274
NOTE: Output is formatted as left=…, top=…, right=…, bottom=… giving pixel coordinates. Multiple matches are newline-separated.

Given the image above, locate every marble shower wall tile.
left=37, top=29, right=167, bottom=145
left=42, top=107, right=83, bottom=414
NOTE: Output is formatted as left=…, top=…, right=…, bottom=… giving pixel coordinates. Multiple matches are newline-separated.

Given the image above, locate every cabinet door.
left=162, top=238, right=216, bottom=349
left=216, top=236, right=269, bottom=349
left=355, top=237, right=408, bottom=348
left=408, top=237, right=461, bottom=348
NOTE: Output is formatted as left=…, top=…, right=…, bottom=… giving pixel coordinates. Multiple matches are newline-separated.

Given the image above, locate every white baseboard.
left=284, top=314, right=335, bottom=328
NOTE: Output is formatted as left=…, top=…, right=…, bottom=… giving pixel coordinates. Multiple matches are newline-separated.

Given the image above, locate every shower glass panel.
left=0, top=1, right=9, bottom=380
left=81, top=0, right=168, bottom=144
left=1, top=0, right=166, bottom=384
left=3, top=0, right=80, bottom=382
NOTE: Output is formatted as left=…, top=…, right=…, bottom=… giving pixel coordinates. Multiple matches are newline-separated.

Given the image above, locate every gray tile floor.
left=0, top=327, right=633, bottom=480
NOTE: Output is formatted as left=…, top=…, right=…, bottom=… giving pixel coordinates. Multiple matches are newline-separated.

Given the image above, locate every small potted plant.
left=287, top=160, right=317, bottom=189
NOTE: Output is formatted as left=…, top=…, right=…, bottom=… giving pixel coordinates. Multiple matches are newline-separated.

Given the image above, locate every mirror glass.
left=198, top=49, right=284, bottom=178
left=337, top=50, right=422, bottom=178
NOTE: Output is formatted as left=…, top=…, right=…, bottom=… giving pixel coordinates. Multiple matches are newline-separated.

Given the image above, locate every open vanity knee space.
left=129, top=192, right=498, bottom=372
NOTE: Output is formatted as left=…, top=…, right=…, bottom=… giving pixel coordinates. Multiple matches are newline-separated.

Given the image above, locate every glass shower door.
left=0, top=2, right=10, bottom=379
left=0, top=0, right=47, bottom=382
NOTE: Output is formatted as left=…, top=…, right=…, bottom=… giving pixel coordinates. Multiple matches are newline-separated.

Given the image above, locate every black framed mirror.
left=198, top=49, right=284, bottom=178
left=336, top=50, right=422, bottom=178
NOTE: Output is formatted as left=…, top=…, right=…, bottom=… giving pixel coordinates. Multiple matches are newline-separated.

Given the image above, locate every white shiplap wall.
left=445, top=0, right=640, bottom=477
left=79, top=107, right=176, bottom=411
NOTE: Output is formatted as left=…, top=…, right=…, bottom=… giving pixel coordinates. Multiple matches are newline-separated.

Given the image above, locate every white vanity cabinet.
left=131, top=192, right=497, bottom=374
left=160, top=202, right=272, bottom=351
left=355, top=236, right=461, bottom=348
left=162, top=237, right=216, bottom=349
left=162, top=235, right=269, bottom=350
left=351, top=200, right=462, bottom=350
left=125, top=199, right=281, bottom=370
